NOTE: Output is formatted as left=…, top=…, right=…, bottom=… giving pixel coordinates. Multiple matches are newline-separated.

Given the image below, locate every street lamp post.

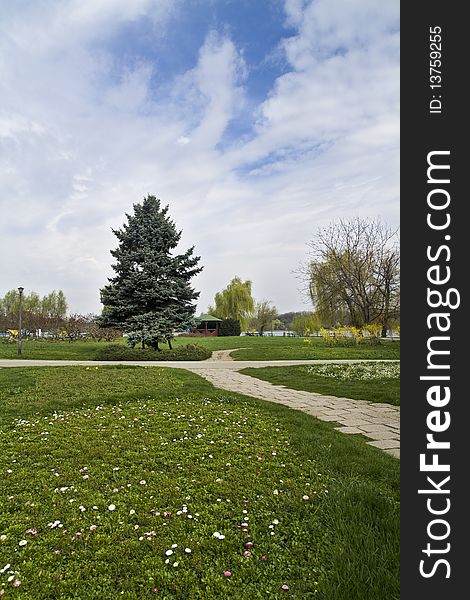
left=18, top=287, right=24, bottom=356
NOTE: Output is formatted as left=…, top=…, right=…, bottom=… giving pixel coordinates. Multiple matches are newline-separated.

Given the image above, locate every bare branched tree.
left=300, top=218, right=399, bottom=335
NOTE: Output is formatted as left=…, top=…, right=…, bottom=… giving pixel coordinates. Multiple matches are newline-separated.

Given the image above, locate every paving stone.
left=339, top=419, right=372, bottom=428
left=365, top=430, right=400, bottom=441
left=348, top=411, right=375, bottom=419
left=365, top=416, right=398, bottom=425
left=334, top=426, right=364, bottom=434
left=331, top=412, right=359, bottom=419
left=359, top=424, right=398, bottom=433
left=361, top=410, right=387, bottom=418
left=367, top=439, right=400, bottom=450
left=323, top=415, right=348, bottom=423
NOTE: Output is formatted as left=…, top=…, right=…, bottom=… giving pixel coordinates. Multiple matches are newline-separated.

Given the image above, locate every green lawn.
left=229, top=340, right=400, bottom=361
left=240, top=363, right=400, bottom=406
left=0, top=339, right=118, bottom=360
left=0, top=366, right=399, bottom=599
left=0, top=336, right=400, bottom=362
left=174, top=336, right=400, bottom=362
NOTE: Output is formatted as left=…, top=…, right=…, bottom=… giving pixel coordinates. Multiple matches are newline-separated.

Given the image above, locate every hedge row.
left=94, top=343, right=212, bottom=361
left=219, top=318, right=241, bottom=336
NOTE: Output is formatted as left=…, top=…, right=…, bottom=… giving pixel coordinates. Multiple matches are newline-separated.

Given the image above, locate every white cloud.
left=0, top=0, right=399, bottom=315
left=104, top=64, right=154, bottom=113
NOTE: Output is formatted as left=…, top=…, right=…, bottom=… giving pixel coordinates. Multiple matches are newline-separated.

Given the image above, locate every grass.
left=0, top=336, right=400, bottom=362
left=240, top=362, right=400, bottom=406
left=0, top=366, right=399, bottom=599
left=0, top=340, right=114, bottom=361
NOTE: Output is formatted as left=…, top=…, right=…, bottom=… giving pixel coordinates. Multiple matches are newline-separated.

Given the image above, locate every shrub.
left=292, top=313, right=321, bottom=337
left=94, top=343, right=211, bottom=361
left=157, top=344, right=212, bottom=361
left=219, top=319, right=241, bottom=336
left=319, top=326, right=382, bottom=347
left=94, top=345, right=153, bottom=361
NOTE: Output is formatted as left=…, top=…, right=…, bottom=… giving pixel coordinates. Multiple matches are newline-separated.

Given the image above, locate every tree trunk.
left=168, top=338, right=173, bottom=350
left=381, top=284, right=391, bottom=338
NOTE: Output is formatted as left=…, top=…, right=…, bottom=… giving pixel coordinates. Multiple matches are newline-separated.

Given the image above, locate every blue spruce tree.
left=100, top=195, right=203, bottom=350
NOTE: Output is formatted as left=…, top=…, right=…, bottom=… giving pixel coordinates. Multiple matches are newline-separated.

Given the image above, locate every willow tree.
left=208, top=277, right=255, bottom=331
left=303, top=218, right=400, bottom=336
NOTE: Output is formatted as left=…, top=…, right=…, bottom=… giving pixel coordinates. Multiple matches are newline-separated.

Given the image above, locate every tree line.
left=2, top=200, right=399, bottom=346
left=0, top=290, right=121, bottom=341
left=0, top=290, right=67, bottom=336
left=207, top=283, right=321, bottom=337
left=208, top=219, right=399, bottom=338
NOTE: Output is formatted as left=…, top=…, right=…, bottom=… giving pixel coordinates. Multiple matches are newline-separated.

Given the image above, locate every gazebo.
left=193, top=313, right=222, bottom=336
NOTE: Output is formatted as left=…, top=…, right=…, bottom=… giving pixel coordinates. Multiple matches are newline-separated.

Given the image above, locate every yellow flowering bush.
left=319, top=325, right=382, bottom=346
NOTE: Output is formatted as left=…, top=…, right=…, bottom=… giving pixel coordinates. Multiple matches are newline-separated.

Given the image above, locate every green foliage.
left=156, top=344, right=212, bottom=361
left=219, top=319, right=241, bottom=336
left=100, top=195, right=203, bottom=350
left=277, top=311, right=307, bottom=330
left=291, top=312, right=321, bottom=336
left=0, top=289, right=68, bottom=333
left=209, top=277, right=255, bottom=331
left=94, top=343, right=211, bottom=361
left=251, top=301, right=278, bottom=336
left=42, top=290, right=68, bottom=319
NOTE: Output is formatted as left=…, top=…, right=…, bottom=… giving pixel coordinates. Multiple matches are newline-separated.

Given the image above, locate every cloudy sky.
left=0, top=0, right=399, bottom=315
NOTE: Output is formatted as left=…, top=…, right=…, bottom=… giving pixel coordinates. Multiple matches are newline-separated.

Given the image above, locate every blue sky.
left=0, top=0, right=399, bottom=315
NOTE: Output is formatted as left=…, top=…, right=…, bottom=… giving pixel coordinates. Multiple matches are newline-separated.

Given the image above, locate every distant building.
left=193, top=313, right=222, bottom=336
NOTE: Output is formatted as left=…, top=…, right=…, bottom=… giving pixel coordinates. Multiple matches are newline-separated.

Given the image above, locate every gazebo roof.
left=196, top=313, right=223, bottom=322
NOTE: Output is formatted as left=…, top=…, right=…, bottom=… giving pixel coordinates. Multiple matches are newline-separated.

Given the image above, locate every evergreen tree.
left=219, top=318, right=241, bottom=337
left=100, top=195, right=203, bottom=350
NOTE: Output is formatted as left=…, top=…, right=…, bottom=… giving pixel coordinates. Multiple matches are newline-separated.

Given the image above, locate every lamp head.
left=18, top=287, right=24, bottom=294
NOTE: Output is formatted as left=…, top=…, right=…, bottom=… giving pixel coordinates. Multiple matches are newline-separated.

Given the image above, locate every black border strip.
left=401, top=4, right=466, bottom=598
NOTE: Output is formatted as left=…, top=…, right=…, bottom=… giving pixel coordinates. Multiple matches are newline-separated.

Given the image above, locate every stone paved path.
left=205, top=349, right=238, bottom=361
left=0, top=357, right=400, bottom=458
left=185, top=366, right=400, bottom=459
